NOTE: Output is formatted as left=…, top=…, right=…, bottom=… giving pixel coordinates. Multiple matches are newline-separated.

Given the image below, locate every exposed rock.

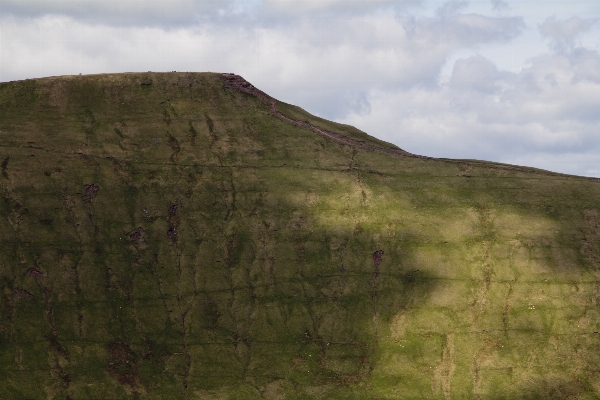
left=13, top=288, right=32, bottom=299
left=27, top=268, right=43, bottom=277
left=373, top=250, right=384, bottom=265
left=84, top=184, right=99, bottom=201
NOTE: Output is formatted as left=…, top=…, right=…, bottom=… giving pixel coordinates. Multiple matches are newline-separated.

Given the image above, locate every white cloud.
left=340, top=46, right=600, bottom=176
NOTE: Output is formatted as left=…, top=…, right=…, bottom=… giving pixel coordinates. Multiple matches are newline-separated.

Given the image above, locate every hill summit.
left=1, top=72, right=600, bottom=399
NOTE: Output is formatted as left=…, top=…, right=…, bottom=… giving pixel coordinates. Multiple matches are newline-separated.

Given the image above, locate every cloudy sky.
left=1, top=0, right=599, bottom=177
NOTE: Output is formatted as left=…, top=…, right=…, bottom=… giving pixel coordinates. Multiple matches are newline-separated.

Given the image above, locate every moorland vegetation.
left=1, top=72, right=600, bottom=399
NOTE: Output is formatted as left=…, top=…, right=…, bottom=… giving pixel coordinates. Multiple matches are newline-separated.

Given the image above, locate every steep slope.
left=1, top=72, right=600, bottom=399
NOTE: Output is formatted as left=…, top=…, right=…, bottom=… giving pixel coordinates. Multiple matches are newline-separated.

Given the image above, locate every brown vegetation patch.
left=128, top=227, right=145, bottom=245
left=84, top=184, right=99, bottom=201
left=46, top=333, right=71, bottom=395
left=583, top=209, right=600, bottom=268
left=202, top=301, right=221, bottom=329
left=142, top=337, right=171, bottom=364
left=168, top=214, right=180, bottom=228
left=105, top=341, right=144, bottom=390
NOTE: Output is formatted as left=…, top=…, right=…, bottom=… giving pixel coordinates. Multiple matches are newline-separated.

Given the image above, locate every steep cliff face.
left=1, top=72, right=600, bottom=399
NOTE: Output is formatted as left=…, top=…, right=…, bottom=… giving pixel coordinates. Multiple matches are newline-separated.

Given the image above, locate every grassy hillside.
left=1, top=72, right=600, bottom=399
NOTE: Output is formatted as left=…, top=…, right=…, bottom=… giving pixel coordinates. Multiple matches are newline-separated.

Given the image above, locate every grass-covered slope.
left=1, top=72, right=600, bottom=399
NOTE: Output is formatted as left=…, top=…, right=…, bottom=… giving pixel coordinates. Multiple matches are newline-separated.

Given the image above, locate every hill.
left=1, top=72, right=600, bottom=399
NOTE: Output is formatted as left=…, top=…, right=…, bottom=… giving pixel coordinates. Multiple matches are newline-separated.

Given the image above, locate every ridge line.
left=219, top=73, right=594, bottom=180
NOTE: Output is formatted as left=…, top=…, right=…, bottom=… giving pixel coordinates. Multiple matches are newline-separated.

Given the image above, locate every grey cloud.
left=450, top=54, right=502, bottom=93
left=570, top=48, right=600, bottom=84
left=263, top=0, right=421, bottom=15
left=447, top=48, right=600, bottom=126
left=0, top=0, right=245, bottom=26
left=403, top=12, right=524, bottom=48
left=339, top=39, right=600, bottom=176
left=286, top=89, right=371, bottom=121
left=539, top=15, right=597, bottom=52
left=490, top=0, right=509, bottom=12
left=435, top=1, right=468, bottom=18
left=449, top=13, right=524, bottom=43
left=0, top=0, right=421, bottom=27
left=225, top=8, right=526, bottom=120
left=540, top=15, right=597, bottom=40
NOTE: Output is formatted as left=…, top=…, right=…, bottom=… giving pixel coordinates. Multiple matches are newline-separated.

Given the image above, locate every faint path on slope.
left=219, top=73, right=416, bottom=158
left=220, top=73, right=595, bottom=180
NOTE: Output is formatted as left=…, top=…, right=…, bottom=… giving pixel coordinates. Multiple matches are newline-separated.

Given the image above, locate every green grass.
left=1, top=72, right=600, bottom=399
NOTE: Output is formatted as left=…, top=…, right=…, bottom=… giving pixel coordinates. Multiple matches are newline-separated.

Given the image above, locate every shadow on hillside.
left=2, top=73, right=600, bottom=399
